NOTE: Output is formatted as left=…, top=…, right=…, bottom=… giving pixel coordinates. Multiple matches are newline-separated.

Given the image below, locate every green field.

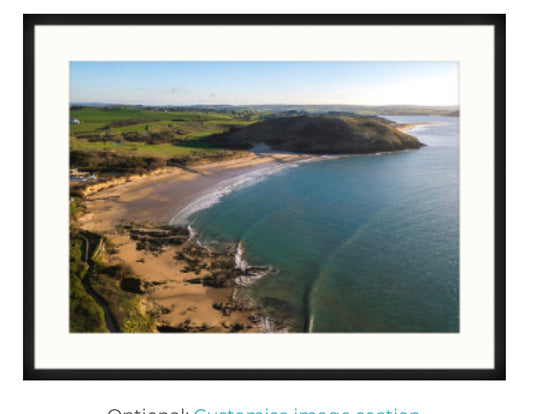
left=70, top=106, right=257, bottom=141
left=69, top=106, right=258, bottom=173
left=70, top=139, right=208, bottom=159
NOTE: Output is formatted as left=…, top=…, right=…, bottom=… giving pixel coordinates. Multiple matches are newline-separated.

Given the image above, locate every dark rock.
left=120, top=277, right=145, bottom=294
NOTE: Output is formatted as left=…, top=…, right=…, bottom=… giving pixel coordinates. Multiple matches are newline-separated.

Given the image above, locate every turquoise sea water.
left=180, top=115, right=459, bottom=332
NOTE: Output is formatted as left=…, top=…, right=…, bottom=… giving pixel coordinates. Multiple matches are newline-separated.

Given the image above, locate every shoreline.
left=79, top=152, right=314, bottom=233
left=396, top=122, right=438, bottom=133
left=77, top=152, right=313, bottom=332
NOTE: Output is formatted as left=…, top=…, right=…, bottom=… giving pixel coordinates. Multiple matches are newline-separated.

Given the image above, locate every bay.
left=185, top=115, right=459, bottom=332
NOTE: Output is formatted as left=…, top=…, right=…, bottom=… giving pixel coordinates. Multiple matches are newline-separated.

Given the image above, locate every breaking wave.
left=169, top=160, right=310, bottom=225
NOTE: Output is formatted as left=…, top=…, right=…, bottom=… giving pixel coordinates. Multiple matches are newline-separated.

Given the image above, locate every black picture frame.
left=23, top=14, right=506, bottom=381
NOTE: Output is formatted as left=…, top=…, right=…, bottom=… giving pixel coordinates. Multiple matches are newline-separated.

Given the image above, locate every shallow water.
left=177, top=116, right=459, bottom=332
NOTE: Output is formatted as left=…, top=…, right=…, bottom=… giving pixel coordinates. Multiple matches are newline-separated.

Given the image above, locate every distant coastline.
left=70, top=102, right=459, bottom=117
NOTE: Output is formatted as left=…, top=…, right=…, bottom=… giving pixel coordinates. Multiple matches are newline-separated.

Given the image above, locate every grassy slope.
left=70, top=231, right=108, bottom=332
left=70, top=107, right=256, bottom=138
left=69, top=225, right=155, bottom=333
left=69, top=107, right=256, bottom=167
left=70, top=194, right=155, bottom=333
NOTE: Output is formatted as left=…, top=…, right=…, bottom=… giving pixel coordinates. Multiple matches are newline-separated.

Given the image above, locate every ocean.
left=171, top=115, right=459, bottom=332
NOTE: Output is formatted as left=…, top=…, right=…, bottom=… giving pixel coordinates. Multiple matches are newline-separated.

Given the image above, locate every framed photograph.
left=24, top=14, right=505, bottom=380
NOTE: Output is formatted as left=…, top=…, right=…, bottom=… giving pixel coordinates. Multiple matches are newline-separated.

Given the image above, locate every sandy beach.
left=76, top=122, right=430, bottom=332
left=77, top=152, right=312, bottom=332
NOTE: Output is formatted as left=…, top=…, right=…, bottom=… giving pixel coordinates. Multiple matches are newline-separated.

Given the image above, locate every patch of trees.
left=166, top=149, right=236, bottom=167
left=146, top=131, right=175, bottom=144
left=122, top=131, right=149, bottom=142
left=70, top=150, right=165, bottom=174
left=106, top=119, right=149, bottom=129
left=71, top=147, right=237, bottom=177
left=121, top=131, right=177, bottom=144
left=79, top=133, right=122, bottom=143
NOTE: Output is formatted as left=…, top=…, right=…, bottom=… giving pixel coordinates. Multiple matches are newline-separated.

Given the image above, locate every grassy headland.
left=205, top=114, right=424, bottom=154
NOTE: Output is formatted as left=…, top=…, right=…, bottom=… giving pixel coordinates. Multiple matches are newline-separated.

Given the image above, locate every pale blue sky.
left=70, top=61, right=458, bottom=106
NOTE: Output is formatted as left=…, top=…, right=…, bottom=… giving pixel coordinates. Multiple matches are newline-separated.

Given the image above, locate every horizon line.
left=70, top=102, right=459, bottom=108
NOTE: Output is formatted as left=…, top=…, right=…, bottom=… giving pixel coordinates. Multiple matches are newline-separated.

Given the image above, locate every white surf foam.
left=169, top=161, right=306, bottom=225
left=232, top=241, right=276, bottom=287
left=234, top=241, right=248, bottom=271
left=187, top=225, right=197, bottom=240
left=235, top=267, right=273, bottom=287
